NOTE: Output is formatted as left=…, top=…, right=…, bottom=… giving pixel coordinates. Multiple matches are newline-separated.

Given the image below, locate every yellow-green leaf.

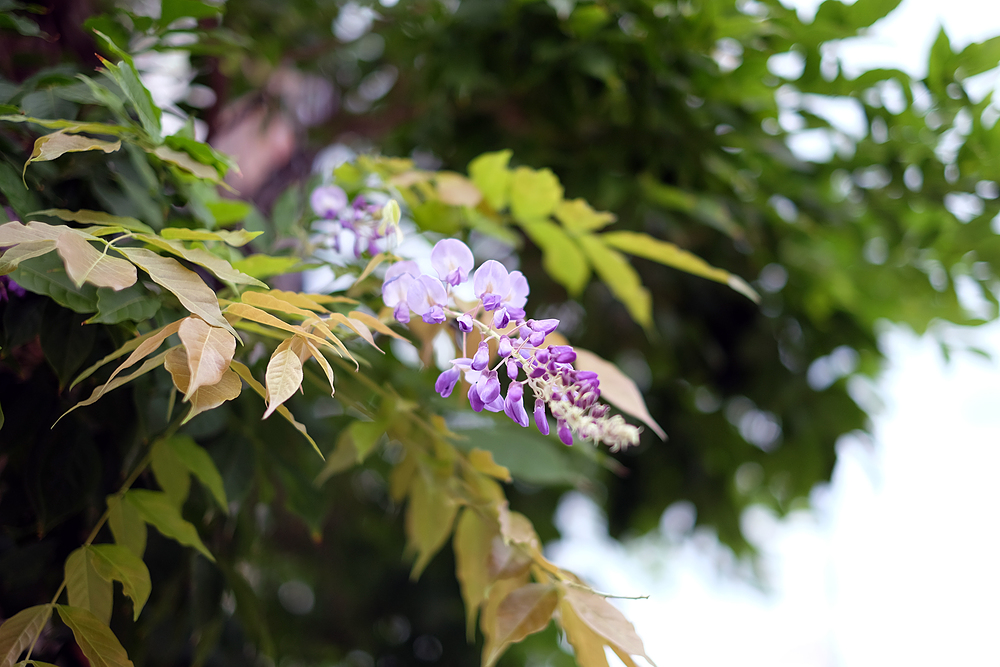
left=483, top=584, right=559, bottom=667
left=159, top=228, right=262, bottom=247
left=55, top=231, right=137, bottom=291
left=33, top=209, right=153, bottom=234
left=124, top=490, right=214, bottom=561
left=577, top=234, right=651, bottom=328
left=468, top=150, right=513, bottom=211
left=313, top=433, right=358, bottom=485
left=573, top=348, right=666, bottom=440
left=263, top=339, right=304, bottom=419
left=346, top=419, right=385, bottom=462
left=406, top=469, right=459, bottom=579
left=353, top=252, right=390, bottom=286
left=557, top=600, right=610, bottom=667
left=600, top=230, right=760, bottom=302
left=304, top=340, right=335, bottom=397
left=26, top=132, right=120, bottom=174
left=0, top=240, right=55, bottom=275
left=106, top=495, right=146, bottom=559
left=150, top=434, right=191, bottom=509
left=167, top=435, right=229, bottom=511
left=55, top=605, right=134, bottom=667
left=259, top=289, right=330, bottom=312
left=163, top=347, right=242, bottom=424
left=177, top=317, right=236, bottom=400
left=229, top=360, right=323, bottom=459
left=118, top=247, right=237, bottom=336
left=563, top=588, right=655, bottom=666
left=134, top=235, right=266, bottom=288
left=86, top=545, right=151, bottom=622
left=554, top=198, right=616, bottom=234
left=152, top=145, right=218, bottom=181
left=518, top=218, right=590, bottom=295
left=468, top=449, right=512, bottom=482
left=453, top=509, right=497, bottom=640
left=64, top=548, right=114, bottom=627
left=230, top=254, right=300, bottom=279
left=509, top=167, right=563, bottom=223
left=0, top=605, right=53, bottom=667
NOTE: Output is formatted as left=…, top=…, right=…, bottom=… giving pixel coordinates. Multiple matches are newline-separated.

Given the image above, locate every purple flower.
left=431, top=239, right=474, bottom=286
left=496, top=271, right=529, bottom=321
left=504, top=382, right=529, bottom=427
left=311, top=185, right=349, bottom=218
left=457, top=313, right=474, bottom=332
left=435, top=366, right=462, bottom=397
left=381, top=261, right=420, bottom=323
left=557, top=420, right=573, bottom=446
left=476, top=370, right=501, bottom=404
left=407, top=275, right=449, bottom=324
left=483, top=395, right=505, bottom=412
left=468, top=383, right=485, bottom=412
left=471, top=341, right=490, bottom=371
left=506, top=358, right=519, bottom=380
left=473, top=260, right=510, bottom=311
left=497, top=336, right=512, bottom=358
left=534, top=399, right=549, bottom=435
left=548, top=345, right=576, bottom=364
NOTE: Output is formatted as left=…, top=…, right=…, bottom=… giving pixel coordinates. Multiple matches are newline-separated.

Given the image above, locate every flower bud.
left=457, top=313, right=474, bottom=332
left=548, top=345, right=576, bottom=364
left=434, top=366, right=461, bottom=397
left=498, top=336, right=513, bottom=358
left=504, top=382, right=529, bottom=427
left=471, top=341, right=490, bottom=371
left=476, top=370, right=501, bottom=404
left=506, top=358, right=519, bottom=380
left=557, top=420, right=573, bottom=446
left=534, top=399, right=549, bottom=435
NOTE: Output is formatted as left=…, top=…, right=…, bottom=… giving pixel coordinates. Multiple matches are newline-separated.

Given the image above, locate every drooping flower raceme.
left=382, top=238, right=641, bottom=452
left=311, top=184, right=399, bottom=257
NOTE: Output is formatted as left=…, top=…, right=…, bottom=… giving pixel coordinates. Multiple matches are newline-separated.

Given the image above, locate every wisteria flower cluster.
left=311, top=184, right=397, bottom=257
left=381, top=239, right=641, bottom=452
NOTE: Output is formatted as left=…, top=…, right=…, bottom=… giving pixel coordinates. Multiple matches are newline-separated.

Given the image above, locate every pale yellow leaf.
left=55, top=231, right=136, bottom=291
left=65, top=548, right=114, bottom=627
left=164, top=348, right=242, bottom=423
left=352, top=252, right=389, bottom=287
left=347, top=317, right=381, bottom=351
left=497, top=504, right=540, bottom=549
left=229, top=360, right=323, bottom=459
left=177, top=317, right=237, bottom=400
left=0, top=240, right=55, bottom=275
left=119, top=247, right=237, bottom=336
left=134, top=234, right=265, bottom=287
left=27, top=132, right=120, bottom=174
left=304, top=340, right=335, bottom=396
left=159, top=228, right=262, bottom=247
left=72, top=319, right=182, bottom=392
left=573, top=348, right=666, bottom=440
left=0, top=605, right=53, bottom=667
left=57, top=349, right=172, bottom=423
left=224, top=303, right=331, bottom=350
left=557, top=600, right=610, bottom=667
left=263, top=340, right=304, bottom=419
left=483, top=584, right=559, bottom=667
left=0, top=221, right=64, bottom=245
left=436, top=172, right=483, bottom=207
left=563, top=588, right=655, bottom=666
left=32, top=208, right=153, bottom=234
left=264, top=290, right=331, bottom=312
left=554, top=198, right=616, bottom=233
left=152, top=145, right=218, bottom=181
left=577, top=234, right=651, bottom=328
left=239, top=291, right=317, bottom=319
left=347, top=310, right=407, bottom=341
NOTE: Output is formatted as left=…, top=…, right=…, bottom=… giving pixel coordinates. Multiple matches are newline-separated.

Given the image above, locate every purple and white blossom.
left=380, top=236, right=643, bottom=451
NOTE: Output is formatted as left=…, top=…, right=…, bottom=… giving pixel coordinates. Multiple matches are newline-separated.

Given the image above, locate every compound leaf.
left=55, top=605, right=134, bottom=667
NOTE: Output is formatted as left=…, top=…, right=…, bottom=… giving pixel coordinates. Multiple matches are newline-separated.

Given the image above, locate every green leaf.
left=813, top=0, right=903, bottom=32
left=0, top=115, right=131, bottom=137
left=0, top=604, right=52, bottom=667
left=577, top=234, right=652, bottom=329
left=33, top=209, right=153, bottom=234
left=231, top=254, right=300, bottom=279
left=451, top=422, right=586, bottom=486
left=25, top=132, right=120, bottom=176
left=11, top=252, right=99, bottom=313
left=553, top=199, right=616, bottom=233
left=405, top=468, right=458, bottom=579
left=86, top=284, right=161, bottom=325
left=64, top=548, right=114, bottom=627
left=167, top=435, right=229, bottom=511
left=124, top=489, right=214, bottom=561
left=159, top=0, right=225, bottom=28
left=117, top=247, right=238, bottom=336
left=453, top=509, right=496, bottom=640
left=411, top=200, right=463, bottom=234
left=599, top=230, right=759, bottom=302
left=94, top=41, right=161, bottom=142
left=106, top=495, right=146, bottom=558
left=468, top=150, right=512, bottom=211
left=347, top=419, right=386, bottom=462
left=151, top=438, right=191, bottom=509
left=518, top=218, right=590, bottom=295
left=163, top=135, right=237, bottom=179
left=86, top=545, right=151, bottom=621
left=160, top=227, right=261, bottom=247
left=55, top=605, right=134, bottom=667
left=508, top=167, right=563, bottom=223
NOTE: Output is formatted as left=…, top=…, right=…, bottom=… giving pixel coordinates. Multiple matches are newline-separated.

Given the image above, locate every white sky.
left=546, top=1, right=1000, bottom=665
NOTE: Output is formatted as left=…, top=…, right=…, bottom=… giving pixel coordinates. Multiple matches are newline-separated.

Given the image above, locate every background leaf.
left=0, top=605, right=52, bottom=667
left=86, top=545, right=152, bottom=621
left=123, top=490, right=214, bottom=562
left=64, top=549, right=113, bottom=627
